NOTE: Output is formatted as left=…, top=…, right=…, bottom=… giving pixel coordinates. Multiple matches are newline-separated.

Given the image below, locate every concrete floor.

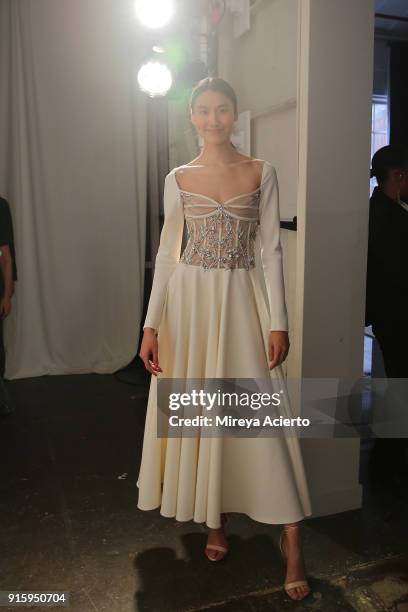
left=1, top=364, right=407, bottom=612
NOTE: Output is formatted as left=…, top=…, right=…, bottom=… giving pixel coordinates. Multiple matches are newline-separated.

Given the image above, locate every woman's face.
left=190, top=90, right=237, bottom=144
left=388, top=167, right=408, bottom=201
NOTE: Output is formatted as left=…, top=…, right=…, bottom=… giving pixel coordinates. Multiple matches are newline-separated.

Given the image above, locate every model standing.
left=138, top=77, right=312, bottom=601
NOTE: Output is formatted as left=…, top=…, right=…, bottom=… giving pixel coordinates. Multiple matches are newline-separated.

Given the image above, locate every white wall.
left=218, top=0, right=299, bottom=221
left=218, top=0, right=300, bottom=377
left=217, top=0, right=375, bottom=517
left=295, top=0, right=374, bottom=516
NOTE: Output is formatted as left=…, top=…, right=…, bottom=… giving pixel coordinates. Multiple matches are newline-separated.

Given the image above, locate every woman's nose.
left=208, top=112, right=220, bottom=124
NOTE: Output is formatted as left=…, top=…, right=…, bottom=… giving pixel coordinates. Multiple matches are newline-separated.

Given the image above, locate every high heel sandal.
left=205, top=513, right=230, bottom=561
left=279, top=523, right=311, bottom=600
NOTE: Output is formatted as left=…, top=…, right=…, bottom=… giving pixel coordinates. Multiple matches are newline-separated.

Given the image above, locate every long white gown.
left=136, top=159, right=312, bottom=529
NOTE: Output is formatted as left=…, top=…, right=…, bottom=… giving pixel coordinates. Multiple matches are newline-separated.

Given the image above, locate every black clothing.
left=0, top=197, right=17, bottom=285
left=365, top=186, right=408, bottom=328
left=366, top=187, right=408, bottom=479
left=0, top=196, right=17, bottom=375
left=372, top=321, right=408, bottom=378
left=0, top=312, right=4, bottom=378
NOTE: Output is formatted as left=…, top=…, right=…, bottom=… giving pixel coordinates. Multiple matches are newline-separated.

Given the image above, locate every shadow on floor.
left=0, top=364, right=407, bottom=611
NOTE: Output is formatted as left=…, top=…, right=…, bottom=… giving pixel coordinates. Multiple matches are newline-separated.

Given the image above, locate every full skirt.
left=137, top=262, right=312, bottom=528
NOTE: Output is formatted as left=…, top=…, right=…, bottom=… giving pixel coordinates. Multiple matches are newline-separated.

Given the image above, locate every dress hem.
left=136, top=497, right=312, bottom=529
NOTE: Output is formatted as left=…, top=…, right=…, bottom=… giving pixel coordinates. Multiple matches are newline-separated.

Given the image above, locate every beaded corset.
left=179, top=189, right=261, bottom=270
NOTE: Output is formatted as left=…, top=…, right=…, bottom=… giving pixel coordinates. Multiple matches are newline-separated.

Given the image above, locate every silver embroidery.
left=179, top=190, right=261, bottom=271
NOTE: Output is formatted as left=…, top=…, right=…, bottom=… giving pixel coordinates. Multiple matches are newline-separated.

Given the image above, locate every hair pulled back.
left=370, top=145, right=408, bottom=183
left=190, top=77, right=237, bottom=113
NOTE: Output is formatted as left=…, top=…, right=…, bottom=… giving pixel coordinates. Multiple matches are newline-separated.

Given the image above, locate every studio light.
left=137, top=61, right=173, bottom=97
left=135, top=0, right=175, bottom=29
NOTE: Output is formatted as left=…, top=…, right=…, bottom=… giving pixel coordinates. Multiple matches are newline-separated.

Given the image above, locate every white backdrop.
left=0, top=0, right=149, bottom=378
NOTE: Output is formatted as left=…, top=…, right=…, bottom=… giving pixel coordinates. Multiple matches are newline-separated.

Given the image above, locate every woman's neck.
left=196, top=141, right=242, bottom=166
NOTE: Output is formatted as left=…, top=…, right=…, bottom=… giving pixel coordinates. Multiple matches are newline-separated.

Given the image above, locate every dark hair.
left=190, top=77, right=237, bottom=113
left=370, top=145, right=408, bottom=183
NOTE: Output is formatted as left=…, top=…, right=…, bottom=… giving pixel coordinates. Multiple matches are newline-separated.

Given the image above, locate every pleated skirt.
left=136, top=262, right=312, bottom=528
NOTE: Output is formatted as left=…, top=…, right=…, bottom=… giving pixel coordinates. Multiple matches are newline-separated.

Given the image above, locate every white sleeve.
left=258, top=162, right=289, bottom=332
left=143, top=171, right=184, bottom=330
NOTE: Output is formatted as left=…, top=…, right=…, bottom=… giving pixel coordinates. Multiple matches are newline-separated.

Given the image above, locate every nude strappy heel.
left=205, top=513, right=230, bottom=561
left=279, top=523, right=311, bottom=600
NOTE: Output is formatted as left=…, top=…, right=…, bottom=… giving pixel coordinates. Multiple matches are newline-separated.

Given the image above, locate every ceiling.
left=375, top=0, right=408, bottom=37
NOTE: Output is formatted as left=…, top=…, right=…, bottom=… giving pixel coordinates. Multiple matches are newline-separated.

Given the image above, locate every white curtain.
left=0, top=0, right=148, bottom=378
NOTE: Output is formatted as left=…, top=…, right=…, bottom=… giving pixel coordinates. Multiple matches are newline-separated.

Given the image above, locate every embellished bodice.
left=179, top=189, right=261, bottom=270
left=143, top=161, right=289, bottom=332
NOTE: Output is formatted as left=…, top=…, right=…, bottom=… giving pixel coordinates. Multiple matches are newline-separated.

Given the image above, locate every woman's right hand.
left=139, top=328, right=163, bottom=376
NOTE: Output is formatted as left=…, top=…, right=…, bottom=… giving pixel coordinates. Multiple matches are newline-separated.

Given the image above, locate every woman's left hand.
left=268, top=331, right=290, bottom=370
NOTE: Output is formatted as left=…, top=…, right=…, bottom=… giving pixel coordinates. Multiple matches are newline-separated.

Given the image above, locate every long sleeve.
left=143, top=171, right=184, bottom=330
left=258, top=163, right=289, bottom=332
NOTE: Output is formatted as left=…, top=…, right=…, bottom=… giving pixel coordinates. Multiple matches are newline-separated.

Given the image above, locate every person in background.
left=0, top=196, right=17, bottom=415
left=366, top=145, right=408, bottom=481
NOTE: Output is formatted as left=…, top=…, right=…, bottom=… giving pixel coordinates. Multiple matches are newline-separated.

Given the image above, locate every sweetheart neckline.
left=172, top=159, right=268, bottom=207
left=178, top=187, right=261, bottom=207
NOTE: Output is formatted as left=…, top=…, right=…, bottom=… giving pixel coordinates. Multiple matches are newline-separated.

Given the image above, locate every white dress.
left=136, top=160, right=312, bottom=529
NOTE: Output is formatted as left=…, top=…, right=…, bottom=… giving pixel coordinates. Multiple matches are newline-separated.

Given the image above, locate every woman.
left=138, top=77, right=312, bottom=601
left=366, top=145, right=408, bottom=478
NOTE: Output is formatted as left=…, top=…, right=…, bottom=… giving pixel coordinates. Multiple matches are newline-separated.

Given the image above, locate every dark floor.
left=1, top=363, right=407, bottom=612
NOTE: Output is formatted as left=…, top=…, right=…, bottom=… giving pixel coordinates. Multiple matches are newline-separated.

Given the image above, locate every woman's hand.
left=139, top=328, right=163, bottom=376
left=268, top=331, right=290, bottom=370
left=0, top=297, right=11, bottom=319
